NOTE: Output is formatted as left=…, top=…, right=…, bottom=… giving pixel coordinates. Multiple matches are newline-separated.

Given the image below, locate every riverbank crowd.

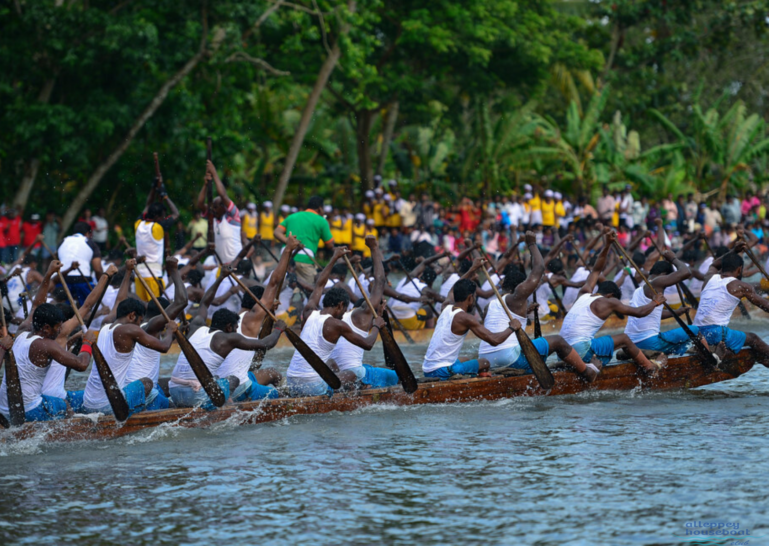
left=3, top=166, right=769, bottom=425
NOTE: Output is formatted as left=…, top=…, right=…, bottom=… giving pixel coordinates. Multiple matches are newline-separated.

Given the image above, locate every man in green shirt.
left=274, top=195, right=334, bottom=285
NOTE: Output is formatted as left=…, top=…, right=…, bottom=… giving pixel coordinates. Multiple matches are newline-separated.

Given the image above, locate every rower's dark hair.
left=360, top=258, right=373, bottom=269
left=73, top=221, right=92, bottom=235
left=353, top=297, right=365, bottom=309
left=597, top=280, right=622, bottom=299
left=241, top=284, right=264, bottom=309
left=323, top=286, right=349, bottom=308
left=146, top=202, right=165, bottom=221
left=108, top=249, right=124, bottom=261
left=453, top=279, right=477, bottom=303
left=51, top=287, right=67, bottom=303
left=458, top=259, right=473, bottom=275
left=307, top=195, right=324, bottom=211
left=682, top=248, right=698, bottom=263
left=210, top=309, right=240, bottom=332
left=236, top=259, right=252, bottom=277
left=547, top=259, right=563, bottom=274
left=714, top=245, right=730, bottom=258
left=110, top=272, right=125, bottom=287
left=721, top=252, right=744, bottom=273
left=421, top=267, right=437, bottom=286
left=33, top=303, right=64, bottom=330
left=187, top=270, right=203, bottom=287
left=501, top=263, right=526, bottom=292
left=23, top=254, right=37, bottom=265
left=116, top=298, right=146, bottom=319
left=146, top=296, right=170, bottom=319
left=650, top=261, right=673, bottom=275
left=331, top=263, right=348, bottom=278
left=56, top=302, right=75, bottom=321
left=632, top=251, right=645, bottom=266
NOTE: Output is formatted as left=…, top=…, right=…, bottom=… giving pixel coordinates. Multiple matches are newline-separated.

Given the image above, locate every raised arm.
left=579, top=230, right=613, bottom=296
left=544, top=233, right=573, bottom=264
left=652, top=251, right=691, bottom=292
left=304, top=246, right=350, bottom=313
left=146, top=258, right=188, bottom=335
left=410, top=251, right=448, bottom=278
left=366, top=236, right=386, bottom=309
left=456, top=311, right=517, bottom=346
left=18, top=260, right=63, bottom=332
left=512, top=231, right=543, bottom=301
left=104, top=259, right=136, bottom=324
left=206, top=160, right=231, bottom=208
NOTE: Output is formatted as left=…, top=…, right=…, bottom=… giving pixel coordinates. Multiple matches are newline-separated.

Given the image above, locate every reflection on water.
left=1, top=322, right=769, bottom=545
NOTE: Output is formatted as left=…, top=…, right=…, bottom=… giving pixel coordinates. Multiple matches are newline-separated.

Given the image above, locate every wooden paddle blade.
left=175, top=331, right=226, bottom=407
left=3, top=352, right=26, bottom=426
left=514, top=329, right=554, bottom=389
left=0, top=412, right=8, bottom=429
left=91, top=344, right=131, bottom=421
left=380, top=312, right=418, bottom=393
left=680, top=282, right=698, bottom=310
left=381, top=313, right=396, bottom=369
left=533, top=309, right=542, bottom=339
left=284, top=327, right=341, bottom=389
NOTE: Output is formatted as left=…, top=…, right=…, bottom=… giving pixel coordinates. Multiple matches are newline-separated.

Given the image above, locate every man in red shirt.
left=5, top=208, right=22, bottom=262
left=22, top=213, right=43, bottom=253
left=0, top=210, right=7, bottom=263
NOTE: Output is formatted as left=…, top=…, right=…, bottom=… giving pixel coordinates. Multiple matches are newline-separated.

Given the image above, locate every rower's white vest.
left=478, top=298, right=523, bottom=355
left=625, top=286, right=663, bottom=343
left=127, top=322, right=161, bottom=384
left=663, top=264, right=684, bottom=304
left=688, top=257, right=713, bottom=296
left=0, top=332, right=48, bottom=414
left=169, top=327, right=224, bottom=387
left=528, top=273, right=553, bottom=317
left=423, top=306, right=466, bottom=373
left=83, top=323, right=135, bottom=410
left=42, top=361, right=68, bottom=400
left=562, top=267, right=590, bottom=310
left=478, top=272, right=500, bottom=311
left=135, top=221, right=164, bottom=276
left=214, top=216, right=243, bottom=264
left=390, top=277, right=425, bottom=320
left=89, top=285, right=118, bottom=332
left=329, top=310, right=368, bottom=371
left=58, top=234, right=94, bottom=277
left=287, top=311, right=335, bottom=379
left=439, top=273, right=460, bottom=300
left=217, top=311, right=254, bottom=384
left=560, top=294, right=606, bottom=346
left=619, top=268, right=637, bottom=302
left=693, top=274, right=740, bottom=327
left=348, top=273, right=372, bottom=300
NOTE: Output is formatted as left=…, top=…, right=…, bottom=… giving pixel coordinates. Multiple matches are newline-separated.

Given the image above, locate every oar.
left=739, top=236, right=769, bottom=306
left=649, top=238, right=693, bottom=325
left=39, top=240, right=58, bottom=259
left=704, top=237, right=750, bottom=319
left=19, top=292, right=29, bottom=319
left=206, top=137, right=215, bottom=246
left=531, top=289, right=542, bottom=338
left=612, top=241, right=718, bottom=369
left=59, top=275, right=131, bottom=420
left=154, top=152, right=172, bottom=260
left=479, top=265, right=554, bottom=389
left=1, top=305, right=25, bottom=426
left=397, top=259, right=439, bottom=317
left=260, top=239, right=280, bottom=262
left=343, top=255, right=418, bottom=393
left=356, top=262, right=416, bottom=345
left=66, top=274, right=113, bottom=381
left=224, top=263, right=342, bottom=389
left=140, top=261, right=190, bottom=330
left=135, top=275, right=226, bottom=407
left=75, top=266, right=94, bottom=292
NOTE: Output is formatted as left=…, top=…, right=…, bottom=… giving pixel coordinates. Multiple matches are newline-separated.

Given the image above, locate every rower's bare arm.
left=225, top=328, right=282, bottom=352
left=164, top=258, right=188, bottom=322
left=35, top=338, right=90, bottom=372
left=601, top=293, right=665, bottom=319
left=337, top=316, right=385, bottom=351
left=514, top=232, right=543, bottom=298
left=206, top=160, right=231, bottom=207
left=410, top=251, right=447, bottom=278
left=130, top=322, right=177, bottom=353
left=105, top=259, right=136, bottom=324
left=733, top=282, right=769, bottom=314
left=462, top=313, right=515, bottom=346
left=307, top=247, right=350, bottom=311
left=273, top=225, right=288, bottom=245
left=580, top=230, right=613, bottom=296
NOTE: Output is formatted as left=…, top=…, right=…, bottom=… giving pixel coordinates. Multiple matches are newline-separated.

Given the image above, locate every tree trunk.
left=273, top=1, right=356, bottom=210
left=13, top=76, right=57, bottom=212
left=375, top=100, right=399, bottom=177
left=356, top=109, right=375, bottom=190
left=60, top=27, right=225, bottom=237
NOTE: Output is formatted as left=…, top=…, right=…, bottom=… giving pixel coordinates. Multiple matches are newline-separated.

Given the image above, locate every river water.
left=1, top=319, right=768, bottom=545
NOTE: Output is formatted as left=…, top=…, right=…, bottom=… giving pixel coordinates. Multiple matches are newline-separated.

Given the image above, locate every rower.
left=479, top=232, right=601, bottom=381
left=216, top=235, right=301, bottom=403
left=134, top=184, right=179, bottom=301
left=559, top=230, right=666, bottom=373
left=286, top=247, right=385, bottom=397
left=168, top=273, right=285, bottom=409
left=0, top=304, right=94, bottom=422
left=422, top=274, right=517, bottom=380
left=124, top=257, right=187, bottom=411
left=57, top=222, right=104, bottom=306
left=197, top=160, right=244, bottom=265
left=693, top=247, right=769, bottom=361
left=390, top=251, right=446, bottom=330
left=625, top=250, right=698, bottom=355
left=328, top=236, right=399, bottom=389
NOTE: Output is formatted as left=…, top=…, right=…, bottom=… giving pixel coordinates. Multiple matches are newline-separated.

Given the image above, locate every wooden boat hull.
left=1, top=349, right=756, bottom=444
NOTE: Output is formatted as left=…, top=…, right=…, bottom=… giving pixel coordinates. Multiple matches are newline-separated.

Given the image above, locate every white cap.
left=247, top=202, right=256, bottom=210
left=524, top=192, right=533, bottom=200
left=323, top=205, right=333, bottom=213
left=544, top=190, right=554, bottom=197
left=367, top=219, right=375, bottom=226
left=373, top=174, right=382, bottom=182
left=262, top=201, right=272, bottom=208
left=355, top=213, right=366, bottom=221
left=281, top=204, right=290, bottom=213
left=375, top=187, right=384, bottom=194
left=291, top=207, right=298, bottom=213
left=388, top=179, right=397, bottom=186
left=554, top=192, right=562, bottom=200
left=383, top=194, right=392, bottom=201
left=523, top=184, right=532, bottom=191
left=365, top=190, right=375, bottom=198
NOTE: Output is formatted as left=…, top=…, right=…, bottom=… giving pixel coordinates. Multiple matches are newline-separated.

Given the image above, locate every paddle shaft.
left=612, top=241, right=716, bottom=366
left=58, top=274, right=131, bottom=420
left=260, top=240, right=280, bottom=262
left=206, top=137, right=214, bottom=245
left=649, top=237, right=692, bottom=323
left=40, top=240, right=58, bottom=260
left=0, top=300, right=25, bottom=426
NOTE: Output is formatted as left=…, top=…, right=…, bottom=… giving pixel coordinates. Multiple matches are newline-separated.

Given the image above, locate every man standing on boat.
left=479, top=232, right=601, bottom=381
left=274, top=195, right=334, bottom=286
left=328, top=235, right=399, bottom=389
left=216, top=235, right=301, bottom=403
left=0, top=303, right=95, bottom=422
left=422, top=274, right=518, bottom=381
left=559, top=229, right=666, bottom=373
left=286, top=247, right=385, bottom=397
left=197, top=160, right=244, bottom=264
left=694, top=246, right=769, bottom=361
left=57, top=222, right=104, bottom=306
left=624, top=251, right=699, bottom=355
